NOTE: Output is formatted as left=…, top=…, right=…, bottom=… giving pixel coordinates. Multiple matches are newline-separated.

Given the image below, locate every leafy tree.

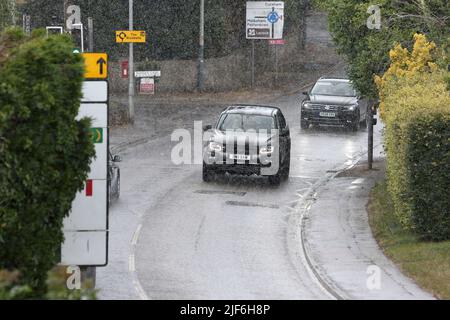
left=316, top=0, right=450, bottom=98
left=0, top=28, right=95, bottom=295
left=0, top=0, right=16, bottom=32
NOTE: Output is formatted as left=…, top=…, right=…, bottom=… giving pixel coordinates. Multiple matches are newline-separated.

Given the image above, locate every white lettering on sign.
left=246, top=1, right=285, bottom=39
left=135, top=71, right=161, bottom=78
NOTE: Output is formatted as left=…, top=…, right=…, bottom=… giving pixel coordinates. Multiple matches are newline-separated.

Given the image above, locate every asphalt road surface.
left=96, top=91, right=383, bottom=300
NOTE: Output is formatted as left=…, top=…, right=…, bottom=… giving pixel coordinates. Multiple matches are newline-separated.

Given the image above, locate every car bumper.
left=301, top=109, right=358, bottom=126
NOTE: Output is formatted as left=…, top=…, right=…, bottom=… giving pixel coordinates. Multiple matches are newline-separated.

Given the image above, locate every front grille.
left=310, top=104, right=342, bottom=111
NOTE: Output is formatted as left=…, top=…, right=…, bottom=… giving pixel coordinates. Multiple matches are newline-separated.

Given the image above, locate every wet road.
left=96, top=91, right=383, bottom=300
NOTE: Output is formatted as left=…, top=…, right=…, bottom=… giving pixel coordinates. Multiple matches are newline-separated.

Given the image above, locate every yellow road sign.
left=82, top=53, right=108, bottom=79
left=116, top=31, right=146, bottom=43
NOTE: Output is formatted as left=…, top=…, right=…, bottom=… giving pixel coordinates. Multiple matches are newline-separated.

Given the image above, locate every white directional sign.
left=246, top=2, right=285, bottom=39
left=135, top=70, right=161, bottom=78
left=81, top=81, right=108, bottom=102
left=61, top=76, right=109, bottom=267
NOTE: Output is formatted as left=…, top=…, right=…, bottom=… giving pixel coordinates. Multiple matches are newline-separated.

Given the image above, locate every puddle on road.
left=225, top=200, right=280, bottom=210
left=194, top=190, right=247, bottom=196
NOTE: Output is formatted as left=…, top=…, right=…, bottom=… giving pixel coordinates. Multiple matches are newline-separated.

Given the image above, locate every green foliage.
left=318, top=0, right=450, bottom=98
left=383, top=72, right=450, bottom=240
left=0, top=268, right=97, bottom=300
left=0, top=0, right=16, bottom=32
left=0, top=28, right=95, bottom=295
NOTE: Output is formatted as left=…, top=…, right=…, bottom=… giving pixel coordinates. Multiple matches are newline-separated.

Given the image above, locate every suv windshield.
left=310, top=81, right=356, bottom=97
left=218, top=114, right=275, bottom=132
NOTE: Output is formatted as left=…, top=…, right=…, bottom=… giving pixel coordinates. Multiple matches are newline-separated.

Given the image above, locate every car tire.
left=268, top=173, right=281, bottom=186
left=350, top=121, right=360, bottom=132
left=202, top=163, right=213, bottom=182
left=301, top=120, right=309, bottom=130
left=282, top=152, right=290, bottom=181
left=116, top=170, right=120, bottom=199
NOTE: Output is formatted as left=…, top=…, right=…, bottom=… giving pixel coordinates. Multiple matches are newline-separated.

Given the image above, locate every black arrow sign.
left=97, top=57, right=107, bottom=75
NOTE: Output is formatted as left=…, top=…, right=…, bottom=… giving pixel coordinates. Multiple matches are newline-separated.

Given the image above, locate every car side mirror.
left=113, top=155, right=122, bottom=162
left=302, top=91, right=309, bottom=96
left=203, top=125, right=212, bottom=132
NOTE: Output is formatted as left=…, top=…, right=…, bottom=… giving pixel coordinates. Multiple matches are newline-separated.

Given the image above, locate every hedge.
left=383, top=72, right=450, bottom=240
left=0, top=28, right=95, bottom=295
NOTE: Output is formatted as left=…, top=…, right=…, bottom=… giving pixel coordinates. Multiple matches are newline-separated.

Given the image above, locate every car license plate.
left=230, top=154, right=250, bottom=161
left=319, top=112, right=336, bottom=117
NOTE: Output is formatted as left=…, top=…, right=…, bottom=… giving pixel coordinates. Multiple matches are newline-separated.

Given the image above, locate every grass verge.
left=368, top=180, right=450, bottom=300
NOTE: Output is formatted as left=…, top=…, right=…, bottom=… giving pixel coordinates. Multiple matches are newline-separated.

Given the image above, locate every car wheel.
left=268, top=173, right=281, bottom=186
left=350, top=121, right=360, bottom=132
left=282, top=153, right=290, bottom=181
left=202, top=163, right=213, bottom=182
left=301, top=120, right=309, bottom=130
left=108, top=181, right=112, bottom=204
left=116, top=170, right=120, bottom=199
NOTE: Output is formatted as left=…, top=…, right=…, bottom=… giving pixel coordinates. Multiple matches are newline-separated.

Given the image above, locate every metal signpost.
left=269, top=39, right=286, bottom=85
left=61, top=53, right=109, bottom=267
left=246, top=1, right=284, bottom=87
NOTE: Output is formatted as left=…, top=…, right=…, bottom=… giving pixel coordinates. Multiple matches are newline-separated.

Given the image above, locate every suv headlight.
left=346, top=104, right=358, bottom=111
left=259, top=146, right=274, bottom=155
left=302, top=102, right=313, bottom=109
left=208, top=141, right=222, bottom=152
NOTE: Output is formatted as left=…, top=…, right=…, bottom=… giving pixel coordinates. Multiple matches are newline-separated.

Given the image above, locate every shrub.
left=383, top=72, right=450, bottom=240
left=0, top=28, right=95, bottom=295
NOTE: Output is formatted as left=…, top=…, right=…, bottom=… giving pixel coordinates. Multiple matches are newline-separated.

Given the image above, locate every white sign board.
left=140, top=78, right=155, bottom=95
left=135, top=70, right=161, bottom=78
left=61, top=80, right=109, bottom=267
left=81, top=81, right=108, bottom=102
left=246, top=2, right=284, bottom=39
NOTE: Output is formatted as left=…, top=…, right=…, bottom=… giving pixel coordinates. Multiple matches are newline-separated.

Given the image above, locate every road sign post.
left=61, top=53, right=109, bottom=267
left=246, top=2, right=284, bottom=88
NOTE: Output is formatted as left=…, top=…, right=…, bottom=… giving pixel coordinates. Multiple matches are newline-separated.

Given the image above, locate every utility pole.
left=197, top=0, right=205, bottom=91
left=63, top=0, right=68, bottom=31
left=128, top=0, right=135, bottom=124
left=368, top=103, right=374, bottom=170
left=88, top=17, right=94, bottom=52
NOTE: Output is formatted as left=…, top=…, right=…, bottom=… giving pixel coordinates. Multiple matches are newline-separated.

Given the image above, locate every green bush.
left=383, top=72, right=450, bottom=240
left=0, top=28, right=95, bottom=295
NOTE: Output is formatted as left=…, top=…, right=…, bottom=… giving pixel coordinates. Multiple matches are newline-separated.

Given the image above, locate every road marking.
left=129, top=254, right=135, bottom=272
left=195, top=190, right=247, bottom=196
left=131, top=224, right=142, bottom=246
left=225, top=200, right=280, bottom=209
left=133, top=278, right=149, bottom=300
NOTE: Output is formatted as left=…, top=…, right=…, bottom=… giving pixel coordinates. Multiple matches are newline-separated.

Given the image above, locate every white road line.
left=129, top=254, right=135, bottom=272
left=129, top=222, right=149, bottom=300
left=131, top=224, right=142, bottom=246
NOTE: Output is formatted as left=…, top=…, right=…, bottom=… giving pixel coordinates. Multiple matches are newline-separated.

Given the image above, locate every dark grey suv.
left=202, top=105, right=291, bottom=185
left=301, top=78, right=369, bottom=131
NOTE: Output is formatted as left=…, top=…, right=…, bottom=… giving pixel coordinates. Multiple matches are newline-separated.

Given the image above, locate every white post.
left=129, top=0, right=135, bottom=124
